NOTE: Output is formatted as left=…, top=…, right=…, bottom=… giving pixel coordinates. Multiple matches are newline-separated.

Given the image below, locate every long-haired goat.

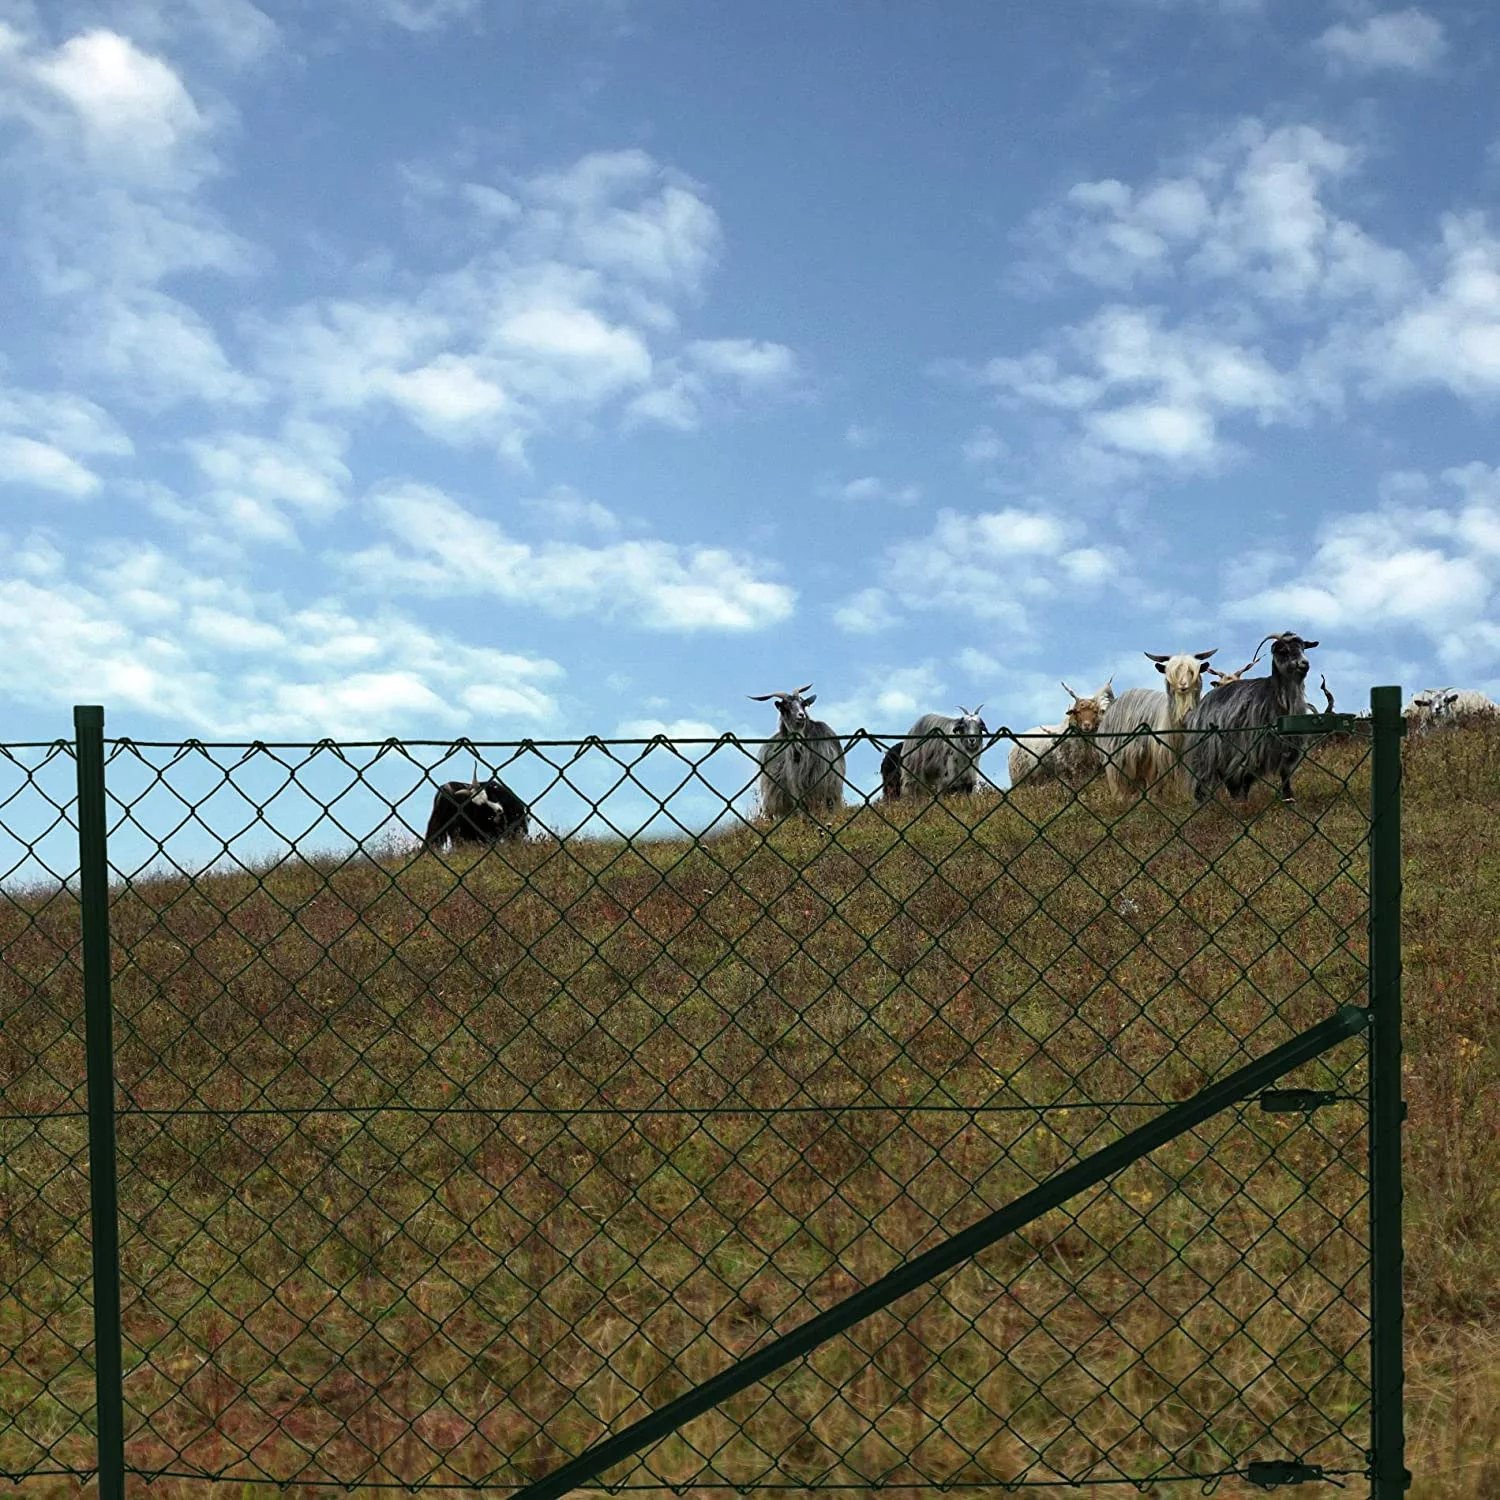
left=424, top=777, right=529, bottom=850
left=1096, top=648, right=1218, bottom=798
left=900, top=706, right=989, bottom=797
left=1184, top=632, right=1319, bottom=804
left=749, top=683, right=847, bottom=819
left=1009, top=683, right=1107, bottom=789
left=1407, top=686, right=1500, bottom=733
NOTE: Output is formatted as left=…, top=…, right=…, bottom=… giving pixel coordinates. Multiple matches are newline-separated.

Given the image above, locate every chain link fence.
left=0, top=702, right=1405, bottom=1495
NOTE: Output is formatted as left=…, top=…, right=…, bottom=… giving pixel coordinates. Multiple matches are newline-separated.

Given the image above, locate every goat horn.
left=793, top=682, right=814, bottom=696
left=1061, top=681, right=1080, bottom=700
left=747, top=693, right=778, bottom=702
left=1320, top=674, right=1335, bottom=713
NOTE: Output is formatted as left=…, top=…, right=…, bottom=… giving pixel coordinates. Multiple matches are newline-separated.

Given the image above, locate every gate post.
left=75, top=706, right=126, bottom=1500
left=1368, top=685, right=1408, bottom=1496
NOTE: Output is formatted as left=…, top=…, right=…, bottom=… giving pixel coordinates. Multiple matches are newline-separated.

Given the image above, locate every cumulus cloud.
left=983, top=306, right=1297, bottom=473
left=344, top=483, right=796, bottom=633
left=1314, top=9, right=1446, bottom=74
left=0, top=533, right=564, bottom=737
left=0, top=25, right=255, bottom=406
left=1017, top=121, right=1411, bottom=305
left=254, top=152, right=795, bottom=454
left=836, top=505, right=1114, bottom=636
left=1359, top=214, right=1500, bottom=399
left=1225, top=463, right=1500, bottom=675
left=832, top=587, right=899, bottom=635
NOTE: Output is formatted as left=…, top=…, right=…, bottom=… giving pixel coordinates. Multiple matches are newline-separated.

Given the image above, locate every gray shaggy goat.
left=1184, top=631, right=1319, bottom=804
left=899, top=706, right=989, bottom=796
left=749, top=683, right=847, bottom=818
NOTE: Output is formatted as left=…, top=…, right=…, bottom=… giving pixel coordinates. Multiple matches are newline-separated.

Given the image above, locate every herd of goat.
left=422, top=631, right=1499, bottom=849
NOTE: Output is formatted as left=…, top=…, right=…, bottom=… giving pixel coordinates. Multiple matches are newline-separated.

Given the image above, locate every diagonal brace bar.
left=512, top=1004, right=1371, bottom=1500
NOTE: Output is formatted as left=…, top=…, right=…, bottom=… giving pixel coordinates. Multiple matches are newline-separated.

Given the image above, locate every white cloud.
left=983, top=306, right=1296, bottom=473
left=616, top=717, right=722, bottom=741
left=1018, top=121, right=1412, bottom=306
left=961, top=427, right=1006, bottom=466
left=854, top=506, right=1096, bottom=633
left=252, top=151, right=792, bottom=453
left=0, top=435, right=101, bottom=496
left=1360, top=215, right=1500, bottom=399
left=844, top=423, right=878, bottom=449
left=687, top=338, right=798, bottom=387
left=1315, top=9, right=1446, bottom=74
left=1, top=26, right=257, bottom=408
left=29, top=29, right=208, bottom=179
left=827, top=476, right=923, bottom=505
left=832, top=587, right=899, bottom=635
left=0, top=536, right=564, bottom=737
left=358, top=0, right=483, bottom=33
left=175, top=422, right=350, bottom=544
left=520, top=487, right=622, bottom=537
left=1225, top=463, right=1500, bottom=673
left=345, top=482, right=796, bottom=633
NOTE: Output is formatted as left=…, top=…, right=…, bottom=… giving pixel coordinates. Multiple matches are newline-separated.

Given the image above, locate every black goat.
left=1185, top=632, right=1319, bottom=804
left=424, top=777, right=528, bottom=850
left=880, top=743, right=903, bottom=801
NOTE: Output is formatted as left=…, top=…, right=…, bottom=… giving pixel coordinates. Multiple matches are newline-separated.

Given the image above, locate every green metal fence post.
left=75, top=705, right=126, bottom=1500
left=1369, top=685, right=1408, bottom=1496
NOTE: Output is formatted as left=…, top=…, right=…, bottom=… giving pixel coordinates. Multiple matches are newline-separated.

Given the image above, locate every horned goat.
left=1096, top=648, right=1218, bottom=798
left=749, top=683, right=847, bottom=819
left=424, top=777, right=529, bottom=850
left=1407, top=687, right=1500, bottom=733
left=1009, top=683, right=1107, bottom=789
left=1184, top=631, right=1319, bottom=804
left=900, top=706, right=989, bottom=797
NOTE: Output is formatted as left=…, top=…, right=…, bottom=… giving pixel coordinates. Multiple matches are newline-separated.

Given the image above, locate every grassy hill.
left=2, top=725, right=1497, bottom=1499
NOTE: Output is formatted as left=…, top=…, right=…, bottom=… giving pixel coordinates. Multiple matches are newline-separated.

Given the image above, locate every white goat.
left=900, top=706, right=989, bottom=796
left=1096, top=648, right=1218, bottom=799
left=1009, top=683, right=1108, bottom=789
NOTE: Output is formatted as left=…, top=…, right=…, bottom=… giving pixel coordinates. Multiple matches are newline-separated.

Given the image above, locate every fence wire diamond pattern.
left=0, top=716, right=1393, bottom=1494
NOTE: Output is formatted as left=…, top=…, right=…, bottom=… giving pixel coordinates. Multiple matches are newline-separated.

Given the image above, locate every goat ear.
left=1155, top=660, right=1168, bottom=674
left=1196, top=648, right=1219, bottom=661
left=1303, top=639, right=1319, bottom=650
left=801, top=693, right=817, bottom=707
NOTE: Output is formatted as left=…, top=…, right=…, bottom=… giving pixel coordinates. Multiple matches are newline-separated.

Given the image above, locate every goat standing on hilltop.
left=900, top=706, right=989, bottom=797
left=424, top=776, right=529, bottom=850
left=1009, top=683, right=1108, bottom=789
left=1406, top=686, right=1500, bottom=734
left=1096, top=648, right=1218, bottom=798
left=1184, top=632, right=1319, bottom=804
left=749, top=684, right=847, bottom=819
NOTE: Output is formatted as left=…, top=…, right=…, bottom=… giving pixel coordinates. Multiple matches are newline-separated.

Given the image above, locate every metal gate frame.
left=69, top=687, right=1409, bottom=1499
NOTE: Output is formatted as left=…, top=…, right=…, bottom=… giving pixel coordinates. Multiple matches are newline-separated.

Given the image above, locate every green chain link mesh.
left=2, top=722, right=1376, bottom=1492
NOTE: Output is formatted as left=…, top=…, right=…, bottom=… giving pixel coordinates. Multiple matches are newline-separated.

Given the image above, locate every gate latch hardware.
left=1245, top=1459, right=1332, bottom=1489
left=1259, top=1088, right=1340, bottom=1114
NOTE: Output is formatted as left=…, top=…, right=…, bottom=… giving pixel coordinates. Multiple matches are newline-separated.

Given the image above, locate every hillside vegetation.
left=1, top=726, right=1497, bottom=1499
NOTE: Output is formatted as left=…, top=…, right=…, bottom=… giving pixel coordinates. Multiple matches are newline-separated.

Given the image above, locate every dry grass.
left=1, top=724, right=1497, bottom=1499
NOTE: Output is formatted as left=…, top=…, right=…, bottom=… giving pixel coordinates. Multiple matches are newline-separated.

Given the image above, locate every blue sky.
left=2, top=0, right=1499, bottom=761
